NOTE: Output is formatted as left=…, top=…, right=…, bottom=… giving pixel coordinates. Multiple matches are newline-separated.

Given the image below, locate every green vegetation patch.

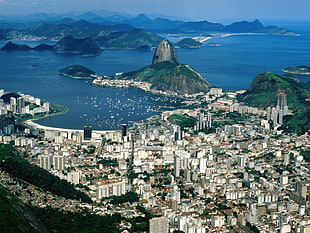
left=280, top=110, right=310, bottom=135
left=98, top=158, right=119, bottom=167
left=169, top=114, right=197, bottom=129
left=109, top=191, right=139, bottom=205
left=59, top=64, right=97, bottom=78
left=29, top=205, right=121, bottom=233
left=301, top=150, right=310, bottom=162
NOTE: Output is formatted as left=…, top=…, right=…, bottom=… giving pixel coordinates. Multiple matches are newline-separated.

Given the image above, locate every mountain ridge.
left=0, top=14, right=298, bottom=42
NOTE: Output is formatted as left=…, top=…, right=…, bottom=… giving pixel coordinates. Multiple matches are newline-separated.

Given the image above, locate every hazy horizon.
left=0, top=0, right=309, bottom=23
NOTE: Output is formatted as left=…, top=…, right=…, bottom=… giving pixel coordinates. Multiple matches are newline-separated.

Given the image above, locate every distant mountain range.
left=0, top=11, right=298, bottom=55
left=0, top=12, right=298, bottom=41
left=0, top=14, right=298, bottom=55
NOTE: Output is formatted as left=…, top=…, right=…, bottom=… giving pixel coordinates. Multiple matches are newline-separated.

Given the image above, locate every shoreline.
left=24, top=119, right=114, bottom=133
left=23, top=106, right=114, bottom=134
left=282, top=69, right=310, bottom=75
left=192, top=32, right=300, bottom=43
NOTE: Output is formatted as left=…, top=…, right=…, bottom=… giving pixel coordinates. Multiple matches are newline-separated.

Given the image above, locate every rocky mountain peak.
left=152, top=39, right=178, bottom=65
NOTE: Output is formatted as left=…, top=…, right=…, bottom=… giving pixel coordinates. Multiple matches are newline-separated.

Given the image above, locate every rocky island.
left=282, top=65, right=310, bottom=75
left=59, top=65, right=99, bottom=79
left=175, top=38, right=203, bottom=48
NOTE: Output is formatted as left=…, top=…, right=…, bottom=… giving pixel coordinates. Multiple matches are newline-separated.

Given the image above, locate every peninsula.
left=282, top=65, right=310, bottom=75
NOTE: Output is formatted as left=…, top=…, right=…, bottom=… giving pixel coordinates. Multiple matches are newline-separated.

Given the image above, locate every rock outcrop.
left=120, top=40, right=211, bottom=95
left=152, top=39, right=178, bottom=65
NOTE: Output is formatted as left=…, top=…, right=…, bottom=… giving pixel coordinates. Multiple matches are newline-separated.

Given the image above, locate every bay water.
left=0, top=23, right=309, bottom=130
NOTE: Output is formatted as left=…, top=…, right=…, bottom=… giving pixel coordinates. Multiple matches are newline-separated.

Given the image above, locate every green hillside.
left=0, top=144, right=92, bottom=203
left=93, top=29, right=163, bottom=49
left=59, top=64, right=98, bottom=79
left=238, top=72, right=310, bottom=111
left=238, top=72, right=310, bottom=135
left=119, top=61, right=211, bottom=95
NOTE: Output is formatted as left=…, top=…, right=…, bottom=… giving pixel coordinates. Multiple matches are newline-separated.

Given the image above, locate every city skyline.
left=0, top=0, right=309, bottom=23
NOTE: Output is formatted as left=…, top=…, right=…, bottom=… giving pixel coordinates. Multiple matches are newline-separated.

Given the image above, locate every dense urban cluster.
left=0, top=89, right=50, bottom=116
left=1, top=87, right=310, bottom=233
left=92, top=75, right=181, bottom=97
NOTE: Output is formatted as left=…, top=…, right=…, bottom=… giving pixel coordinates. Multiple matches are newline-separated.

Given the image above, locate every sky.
left=0, top=0, right=309, bottom=23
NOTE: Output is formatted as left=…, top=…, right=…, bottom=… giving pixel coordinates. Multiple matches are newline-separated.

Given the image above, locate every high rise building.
left=174, top=125, right=183, bottom=141
left=121, top=124, right=127, bottom=137
left=83, top=126, right=92, bottom=140
left=269, top=92, right=289, bottom=125
left=16, top=97, right=25, bottom=114
left=296, top=182, right=308, bottom=199
left=39, top=154, right=52, bottom=170
left=174, top=155, right=180, bottom=177
left=278, top=92, right=287, bottom=111
left=207, top=112, right=212, bottom=128
left=149, top=216, right=168, bottom=233
left=10, top=97, right=17, bottom=113
left=53, top=155, right=65, bottom=171
left=96, top=179, right=126, bottom=199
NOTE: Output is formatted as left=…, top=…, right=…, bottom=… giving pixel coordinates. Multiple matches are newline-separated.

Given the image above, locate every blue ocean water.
left=0, top=23, right=309, bottom=130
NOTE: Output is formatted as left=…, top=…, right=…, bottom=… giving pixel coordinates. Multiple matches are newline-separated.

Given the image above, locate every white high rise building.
left=149, top=216, right=168, bottom=233
left=174, top=155, right=180, bottom=177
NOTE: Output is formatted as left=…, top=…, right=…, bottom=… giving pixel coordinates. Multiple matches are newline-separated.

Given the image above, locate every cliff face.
left=152, top=39, right=179, bottom=65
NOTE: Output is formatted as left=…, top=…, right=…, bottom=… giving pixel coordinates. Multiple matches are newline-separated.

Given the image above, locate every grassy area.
left=168, top=114, right=197, bottom=129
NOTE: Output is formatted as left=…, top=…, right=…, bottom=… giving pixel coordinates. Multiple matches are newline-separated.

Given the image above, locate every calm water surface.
left=0, top=23, right=309, bottom=130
